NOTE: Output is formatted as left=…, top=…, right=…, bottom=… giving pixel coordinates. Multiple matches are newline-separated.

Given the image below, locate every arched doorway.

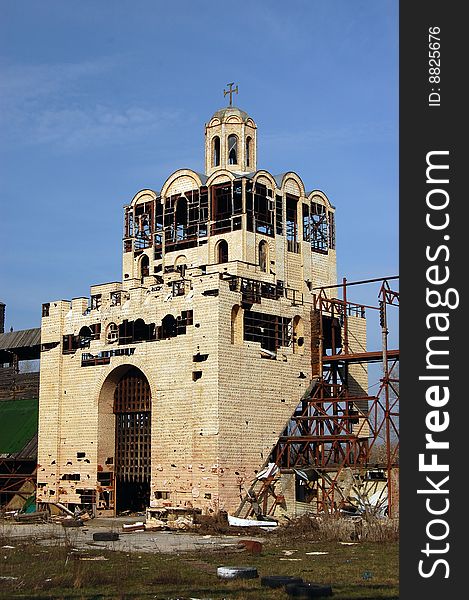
left=113, top=367, right=151, bottom=512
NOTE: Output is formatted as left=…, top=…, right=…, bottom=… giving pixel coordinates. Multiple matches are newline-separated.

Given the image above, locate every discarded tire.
left=92, top=532, right=119, bottom=542
left=285, top=582, right=333, bottom=598
left=261, top=575, right=304, bottom=588
left=217, top=566, right=258, bottom=579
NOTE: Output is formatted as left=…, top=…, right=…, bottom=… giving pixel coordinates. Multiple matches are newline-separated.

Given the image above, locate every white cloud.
left=29, top=105, right=179, bottom=150
left=0, top=58, right=180, bottom=150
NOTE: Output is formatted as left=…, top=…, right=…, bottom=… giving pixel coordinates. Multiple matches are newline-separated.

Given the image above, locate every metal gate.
left=113, top=367, right=151, bottom=494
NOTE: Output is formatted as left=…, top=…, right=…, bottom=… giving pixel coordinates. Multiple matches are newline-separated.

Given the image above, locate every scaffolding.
left=236, top=276, right=399, bottom=518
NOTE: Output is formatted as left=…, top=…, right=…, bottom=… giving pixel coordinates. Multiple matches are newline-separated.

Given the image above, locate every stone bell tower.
left=205, top=83, right=257, bottom=176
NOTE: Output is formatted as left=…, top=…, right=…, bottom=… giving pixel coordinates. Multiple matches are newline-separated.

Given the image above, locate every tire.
left=92, top=532, right=119, bottom=542
left=285, top=582, right=333, bottom=598
left=217, top=566, right=258, bottom=579
left=261, top=575, right=304, bottom=588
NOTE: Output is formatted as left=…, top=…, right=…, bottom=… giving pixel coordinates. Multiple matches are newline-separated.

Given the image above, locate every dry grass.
left=0, top=519, right=398, bottom=599
left=275, top=513, right=399, bottom=543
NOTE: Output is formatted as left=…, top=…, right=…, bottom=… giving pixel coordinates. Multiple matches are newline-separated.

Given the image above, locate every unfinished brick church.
left=37, top=89, right=367, bottom=517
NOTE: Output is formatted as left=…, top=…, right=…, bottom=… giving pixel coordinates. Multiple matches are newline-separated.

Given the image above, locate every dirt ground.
left=1, top=516, right=265, bottom=554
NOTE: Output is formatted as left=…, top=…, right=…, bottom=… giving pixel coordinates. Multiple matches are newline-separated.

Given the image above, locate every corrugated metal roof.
left=0, top=328, right=41, bottom=351
left=0, top=398, right=39, bottom=456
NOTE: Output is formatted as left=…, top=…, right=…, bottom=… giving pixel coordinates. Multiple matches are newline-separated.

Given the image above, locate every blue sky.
left=0, top=0, right=398, bottom=350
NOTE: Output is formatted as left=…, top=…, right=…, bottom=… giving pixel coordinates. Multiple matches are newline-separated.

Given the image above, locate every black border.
left=400, top=2, right=464, bottom=596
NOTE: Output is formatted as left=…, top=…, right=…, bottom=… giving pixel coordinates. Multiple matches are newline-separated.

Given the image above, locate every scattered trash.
left=14, top=510, right=48, bottom=523
left=144, top=517, right=166, bottom=531
left=80, top=556, right=109, bottom=561
left=167, top=516, right=193, bottom=530
left=2, top=511, right=17, bottom=520
left=339, top=542, right=358, bottom=546
left=1, top=546, right=15, bottom=549
left=61, top=517, right=84, bottom=528
left=282, top=550, right=298, bottom=555
left=227, top=514, right=277, bottom=528
left=305, top=551, right=329, bottom=555
left=122, top=522, right=145, bottom=533
left=280, top=558, right=303, bottom=561
left=362, top=570, right=373, bottom=580
left=0, top=576, right=19, bottom=580
left=237, top=539, right=263, bottom=554
left=255, top=463, right=280, bottom=480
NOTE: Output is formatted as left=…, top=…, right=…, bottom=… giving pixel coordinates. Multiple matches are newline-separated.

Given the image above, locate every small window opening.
left=133, top=319, right=148, bottom=342
left=259, top=241, right=269, bottom=272
left=216, top=239, right=229, bottom=264
left=107, top=323, right=119, bottom=343
left=91, top=295, right=102, bottom=310
left=110, top=291, right=121, bottom=306
left=231, top=304, right=243, bottom=344
left=246, top=136, right=252, bottom=167
left=78, top=326, right=93, bottom=348
left=175, top=255, right=187, bottom=278
left=293, top=316, right=304, bottom=354
left=228, top=134, right=238, bottom=164
left=213, top=136, right=220, bottom=167
left=160, top=314, right=177, bottom=339
left=175, top=197, right=188, bottom=241
left=140, top=254, right=150, bottom=278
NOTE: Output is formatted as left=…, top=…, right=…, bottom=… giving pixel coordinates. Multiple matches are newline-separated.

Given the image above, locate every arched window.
left=78, top=326, right=93, bottom=348
left=175, top=197, right=188, bottom=240
left=134, top=318, right=148, bottom=342
left=216, top=239, right=229, bottom=264
left=139, top=254, right=150, bottom=278
left=246, top=136, right=252, bottom=167
left=259, top=240, right=269, bottom=272
left=228, top=134, right=238, bottom=165
left=213, top=136, right=220, bottom=167
left=174, top=255, right=187, bottom=277
left=231, top=304, right=243, bottom=344
left=161, top=314, right=177, bottom=339
left=293, top=316, right=305, bottom=354
left=106, top=322, right=119, bottom=343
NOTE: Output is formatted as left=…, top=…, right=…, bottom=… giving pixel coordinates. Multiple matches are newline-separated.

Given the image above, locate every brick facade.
left=37, top=105, right=366, bottom=516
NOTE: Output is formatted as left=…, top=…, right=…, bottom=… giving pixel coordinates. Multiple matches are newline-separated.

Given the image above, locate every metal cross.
left=224, top=82, right=238, bottom=106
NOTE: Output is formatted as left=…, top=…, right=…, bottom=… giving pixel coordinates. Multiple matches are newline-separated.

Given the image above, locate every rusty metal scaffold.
left=236, top=276, right=399, bottom=519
